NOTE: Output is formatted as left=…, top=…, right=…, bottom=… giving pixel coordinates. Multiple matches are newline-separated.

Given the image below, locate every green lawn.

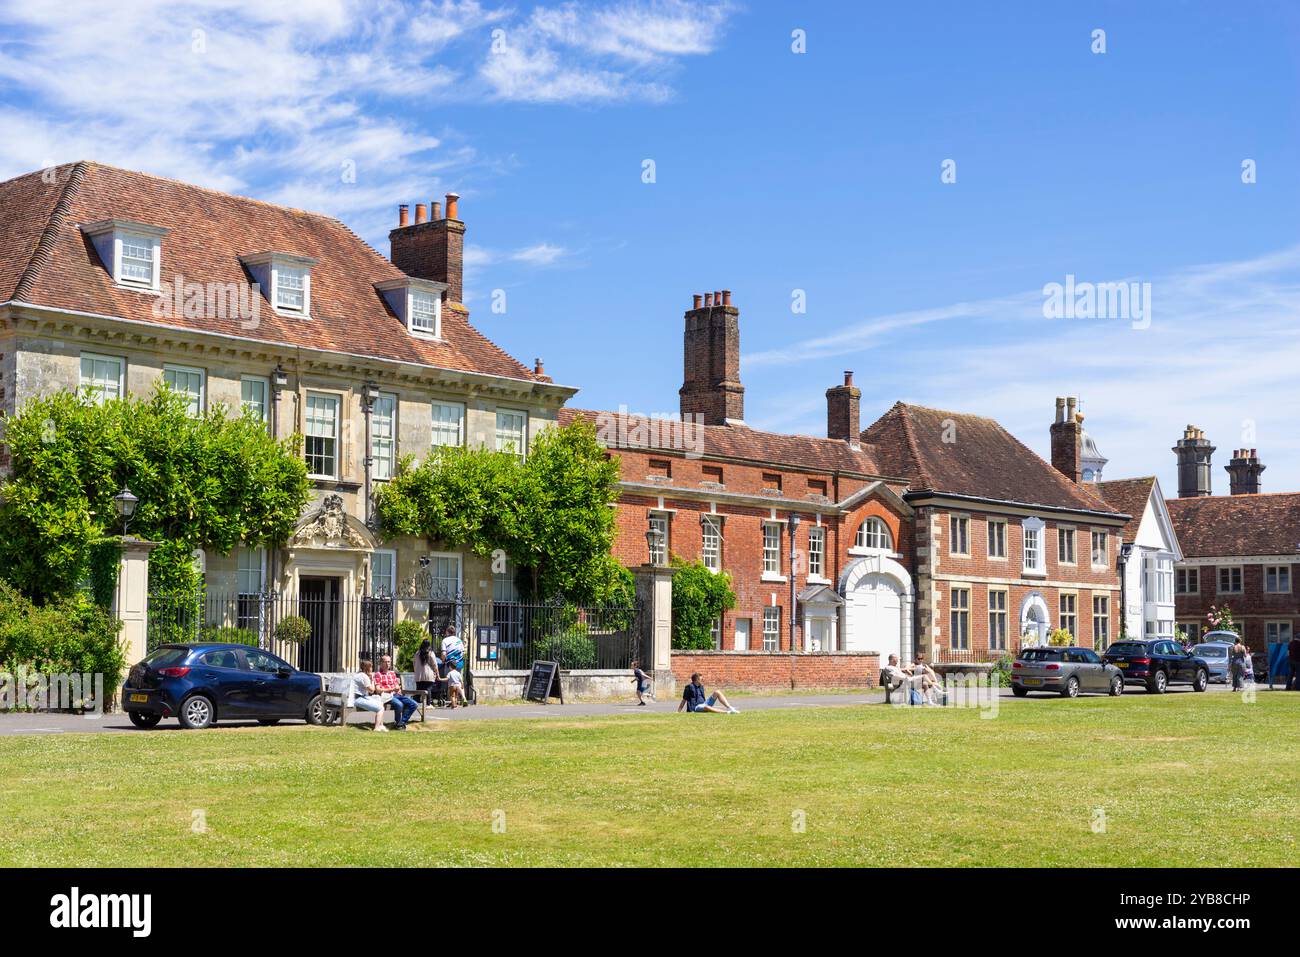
left=1, top=693, right=1296, bottom=867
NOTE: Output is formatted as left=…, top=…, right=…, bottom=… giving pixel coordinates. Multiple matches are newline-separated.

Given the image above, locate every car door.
left=1073, top=649, right=1102, bottom=691
left=1081, top=649, right=1109, bottom=690
left=1157, top=641, right=1185, bottom=682
left=241, top=649, right=297, bottom=716
left=198, top=648, right=254, bottom=717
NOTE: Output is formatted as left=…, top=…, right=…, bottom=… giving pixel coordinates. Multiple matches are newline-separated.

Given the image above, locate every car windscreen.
left=1020, top=649, right=1063, bottom=661
left=144, top=647, right=190, bottom=667
left=1195, top=646, right=1227, bottom=658
left=1104, top=643, right=1148, bottom=656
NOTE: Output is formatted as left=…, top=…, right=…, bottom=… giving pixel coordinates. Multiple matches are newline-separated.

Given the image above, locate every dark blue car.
left=121, top=643, right=324, bottom=729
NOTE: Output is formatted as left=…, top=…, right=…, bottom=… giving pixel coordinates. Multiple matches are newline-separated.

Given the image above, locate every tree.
left=374, top=418, right=625, bottom=603
left=670, top=557, right=736, bottom=650
left=0, top=387, right=311, bottom=600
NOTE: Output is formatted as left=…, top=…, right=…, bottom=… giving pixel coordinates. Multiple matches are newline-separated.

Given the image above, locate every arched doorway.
left=839, top=555, right=914, bottom=664
left=1019, top=591, right=1050, bottom=646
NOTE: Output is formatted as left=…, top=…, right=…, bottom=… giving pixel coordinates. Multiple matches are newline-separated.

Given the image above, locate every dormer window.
left=239, top=252, right=318, bottom=318
left=375, top=277, right=447, bottom=339
left=81, top=219, right=167, bottom=292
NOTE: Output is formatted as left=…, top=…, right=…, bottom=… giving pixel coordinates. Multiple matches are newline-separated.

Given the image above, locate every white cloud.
left=748, top=246, right=1300, bottom=491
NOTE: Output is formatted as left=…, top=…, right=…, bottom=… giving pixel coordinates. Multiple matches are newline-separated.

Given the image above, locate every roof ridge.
left=11, top=161, right=87, bottom=303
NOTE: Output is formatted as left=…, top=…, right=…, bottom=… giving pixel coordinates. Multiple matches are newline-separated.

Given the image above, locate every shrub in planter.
left=533, top=624, right=598, bottom=670
left=989, top=654, right=1014, bottom=687
left=274, top=615, right=311, bottom=646
left=394, top=620, right=429, bottom=671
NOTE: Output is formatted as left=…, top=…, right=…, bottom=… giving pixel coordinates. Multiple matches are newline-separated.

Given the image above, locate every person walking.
left=1229, top=635, right=1248, bottom=691
left=1288, top=634, right=1300, bottom=691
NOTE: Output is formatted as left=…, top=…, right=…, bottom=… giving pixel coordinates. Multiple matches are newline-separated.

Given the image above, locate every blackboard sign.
left=524, top=660, right=563, bottom=704
left=476, top=625, right=500, bottom=662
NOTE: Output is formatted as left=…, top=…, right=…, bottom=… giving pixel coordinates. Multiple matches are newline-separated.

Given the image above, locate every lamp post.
left=113, top=486, right=139, bottom=538
left=645, top=525, right=665, bottom=567
left=788, top=513, right=801, bottom=651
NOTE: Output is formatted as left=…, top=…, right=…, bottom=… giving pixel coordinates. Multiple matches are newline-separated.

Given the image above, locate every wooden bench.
left=318, top=673, right=427, bottom=727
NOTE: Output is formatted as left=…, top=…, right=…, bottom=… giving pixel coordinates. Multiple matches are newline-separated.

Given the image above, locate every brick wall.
left=671, top=650, right=880, bottom=690
left=1176, top=562, right=1299, bottom=650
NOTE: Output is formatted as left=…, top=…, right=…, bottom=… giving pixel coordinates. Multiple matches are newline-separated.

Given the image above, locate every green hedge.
left=0, top=580, right=125, bottom=707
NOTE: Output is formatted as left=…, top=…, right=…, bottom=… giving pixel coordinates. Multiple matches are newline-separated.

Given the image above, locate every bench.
left=319, top=673, right=427, bottom=727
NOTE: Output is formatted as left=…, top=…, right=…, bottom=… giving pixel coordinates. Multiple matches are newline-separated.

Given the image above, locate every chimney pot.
left=713, top=290, right=721, bottom=306
left=692, top=294, right=702, bottom=309
left=414, top=203, right=427, bottom=225
left=703, top=293, right=713, bottom=307
left=534, top=358, right=545, bottom=375
left=721, top=289, right=731, bottom=306
left=844, top=370, right=853, bottom=386
left=431, top=200, right=442, bottom=220
left=399, top=204, right=410, bottom=227
left=445, top=192, right=460, bottom=220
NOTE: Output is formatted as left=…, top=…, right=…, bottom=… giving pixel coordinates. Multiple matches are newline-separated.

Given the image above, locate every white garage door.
left=846, top=573, right=902, bottom=661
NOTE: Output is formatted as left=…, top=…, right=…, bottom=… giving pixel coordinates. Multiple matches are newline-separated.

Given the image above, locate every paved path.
left=0, top=680, right=1261, bottom=736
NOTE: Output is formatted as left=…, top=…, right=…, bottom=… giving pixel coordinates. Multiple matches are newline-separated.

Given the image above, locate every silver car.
left=1190, top=640, right=1234, bottom=683
left=1012, top=646, right=1125, bottom=698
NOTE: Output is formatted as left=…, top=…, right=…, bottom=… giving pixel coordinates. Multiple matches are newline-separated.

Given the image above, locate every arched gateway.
left=838, top=554, right=914, bottom=665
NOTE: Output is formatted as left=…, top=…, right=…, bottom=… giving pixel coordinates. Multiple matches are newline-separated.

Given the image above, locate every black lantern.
left=113, top=486, right=139, bottom=536
left=272, top=364, right=289, bottom=391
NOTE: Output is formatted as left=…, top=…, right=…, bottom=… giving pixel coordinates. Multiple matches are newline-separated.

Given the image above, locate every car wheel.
left=306, top=694, right=328, bottom=725
left=1193, top=668, right=1209, bottom=692
left=127, top=710, right=161, bottom=729
left=1062, top=676, right=1081, bottom=698
left=1012, top=685, right=1029, bottom=697
left=256, top=718, right=281, bottom=726
left=178, top=694, right=215, bottom=729
left=1109, top=675, right=1124, bottom=697
left=1147, top=670, right=1168, bottom=694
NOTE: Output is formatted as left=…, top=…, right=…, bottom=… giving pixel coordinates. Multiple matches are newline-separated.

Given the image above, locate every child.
left=632, top=659, right=653, bottom=706
left=446, top=667, right=465, bottom=708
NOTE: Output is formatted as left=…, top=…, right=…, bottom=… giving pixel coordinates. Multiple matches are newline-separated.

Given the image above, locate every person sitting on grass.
left=374, top=655, right=419, bottom=729
left=351, top=660, right=389, bottom=732
left=632, top=658, right=652, bottom=706
left=677, top=672, right=739, bottom=714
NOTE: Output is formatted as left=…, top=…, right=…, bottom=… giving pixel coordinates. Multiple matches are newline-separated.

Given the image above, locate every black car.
left=121, top=643, right=325, bottom=729
left=1102, top=639, right=1210, bottom=694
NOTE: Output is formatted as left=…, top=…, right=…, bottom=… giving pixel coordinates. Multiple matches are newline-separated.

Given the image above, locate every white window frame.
left=495, top=408, right=528, bottom=460
left=1218, top=566, right=1243, bottom=595
left=1022, top=517, right=1046, bottom=576
left=1093, top=594, right=1110, bottom=649
left=807, top=526, right=825, bottom=580
left=117, top=231, right=161, bottom=290
left=78, top=352, right=125, bottom=404
left=370, top=392, right=398, bottom=482
left=701, top=515, right=722, bottom=572
left=370, top=549, right=397, bottom=597
left=409, top=289, right=440, bottom=337
left=236, top=546, right=266, bottom=596
left=1264, top=565, right=1292, bottom=594
left=855, top=517, right=893, bottom=552
left=274, top=264, right=310, bottom=315
left=987, top=519, right=1007, bottom=559
left=988, top=587, right=1008, bottom=650
left=241, top=375, right=270, bottom=425
left=1059, top=592, right=1078, bottom=639
left=162, top=364, right=205, bottom=417
left=305, top=391, right=341, bottom=479
left=762, top=522, right=782, bottom=575
left=1266, top=621, right=1293, bottom=644
left=762, top=606, right=781, bottom=651
left=431, top=401, right=465, bottom=449
left=1176, top=566, right=1199, bottom=595
left=427, top=551, right=463, bottom=602
left=648, top=512, right=669, bottom=565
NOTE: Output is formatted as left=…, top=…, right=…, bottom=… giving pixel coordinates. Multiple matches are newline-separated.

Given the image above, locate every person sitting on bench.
left=880, top=654, right=910, bottom=699
left=677, top=672, right=739, bottom=713
left=910, top=651, right=944, bottom=705
left=374, top=655, right=419, bottom=729
left=351, top=660, right=388, bottom=732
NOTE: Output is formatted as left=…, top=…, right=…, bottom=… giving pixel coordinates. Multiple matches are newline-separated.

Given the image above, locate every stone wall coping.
left=670, top=650, right=879, bottom=657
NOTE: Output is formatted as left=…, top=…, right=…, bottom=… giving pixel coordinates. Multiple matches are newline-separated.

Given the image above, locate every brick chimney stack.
left=826, top=371, right=861, bottom=447
left=679, top=289, right=744, bottom=426
left=1173, top=425, right=1216, bottom=497
left=1225, top=447, right=1265, bottom=495
left=390, top=192, right=465, bottom=310
left=1050, top=396, right=1084, bottom=483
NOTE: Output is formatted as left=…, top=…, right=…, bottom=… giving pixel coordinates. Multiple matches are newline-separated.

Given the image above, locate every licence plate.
left=1116, top=662, right=1128, bottom=668
left=1022, top=678, right=1042, bottom=686
left=130, top=693, right=148, bottom=703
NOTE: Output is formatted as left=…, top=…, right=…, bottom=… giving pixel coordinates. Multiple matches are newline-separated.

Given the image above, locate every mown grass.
left=0, top=692, right=1295, bottom=867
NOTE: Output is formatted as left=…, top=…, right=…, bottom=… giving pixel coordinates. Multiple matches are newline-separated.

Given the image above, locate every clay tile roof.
left=1166, top=492, right=1300, bottom=558
left=1096, top=477, right=1157, bottom=543
left=861, top=401, right=1125, bottom=515
left=559, top=407, right=886, bottom=476
left=0, top=161, right=543, bottom=382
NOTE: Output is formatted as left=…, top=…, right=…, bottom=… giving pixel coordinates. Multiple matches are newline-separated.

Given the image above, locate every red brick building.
left=572, top=293, right=1130, bottom=680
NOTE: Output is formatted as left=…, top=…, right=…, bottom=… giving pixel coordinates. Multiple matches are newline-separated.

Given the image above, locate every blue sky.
left=3, top=1, right=1300, bottom=493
